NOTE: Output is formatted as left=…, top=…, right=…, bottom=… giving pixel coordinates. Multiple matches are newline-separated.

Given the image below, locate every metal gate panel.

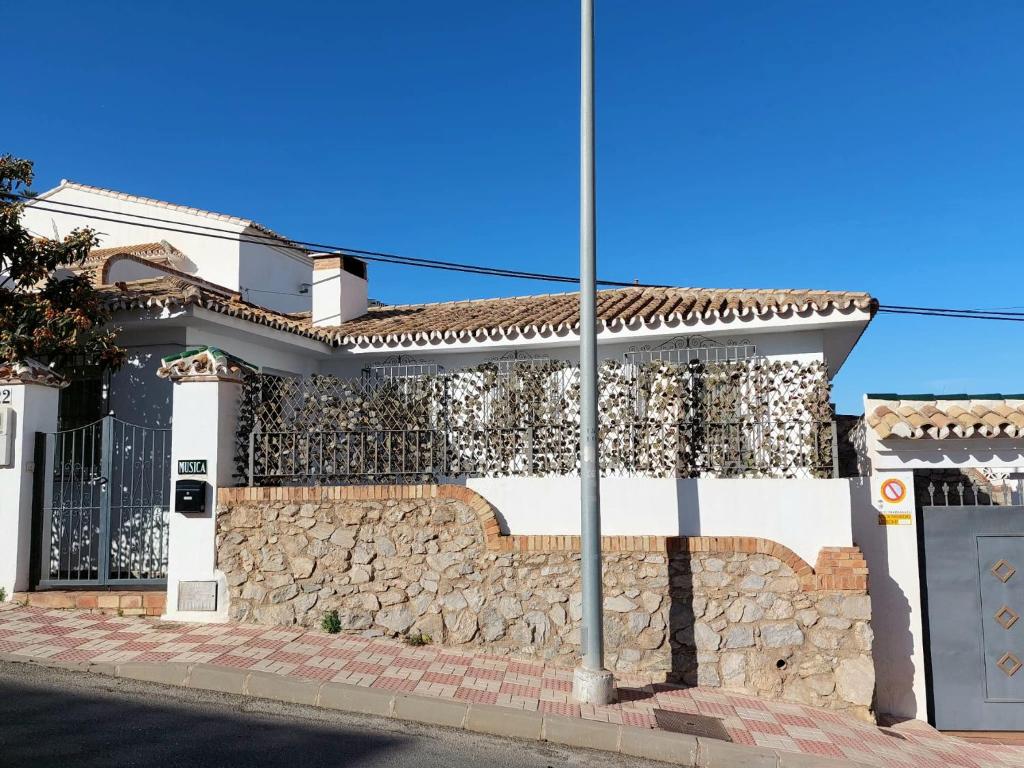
left=922, top=504, right=1024, bottom=730
left=36, top=416, right=171, bottom=588
left=978, top=536, right=1024, bottom=704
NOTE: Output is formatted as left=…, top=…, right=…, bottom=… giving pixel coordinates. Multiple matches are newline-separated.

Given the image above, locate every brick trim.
left=217, top=484, right=867, bottom=592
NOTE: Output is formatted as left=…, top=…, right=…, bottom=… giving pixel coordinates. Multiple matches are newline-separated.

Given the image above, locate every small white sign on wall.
left=178, top=580, right=217, bottom=612
left=872, top=472, right=914, bottom=514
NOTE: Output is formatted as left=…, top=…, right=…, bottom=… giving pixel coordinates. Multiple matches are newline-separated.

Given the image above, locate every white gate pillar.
left=159, top=348, right=252, bottom=622
left=852, top=468, right=929, bottom=719
left=0, top=361, right=64, bottom=598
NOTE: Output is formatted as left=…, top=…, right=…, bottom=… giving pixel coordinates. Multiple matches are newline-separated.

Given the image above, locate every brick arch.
left=217, top=484, right=867, bottom=592
left=434, top=486, right=866, bottom=592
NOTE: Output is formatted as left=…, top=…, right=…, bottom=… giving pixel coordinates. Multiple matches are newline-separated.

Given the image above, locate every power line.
left=881, top=303, right=1024, bottom=318
left=14, top=192, right=1024, bottom=323
left=16, top=193, right=658, bottom=288
left=877, top=307, right=1024, bottom=322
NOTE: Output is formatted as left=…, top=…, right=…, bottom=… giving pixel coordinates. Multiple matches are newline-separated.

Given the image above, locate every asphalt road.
left=0, top=661, right=653, bottom=768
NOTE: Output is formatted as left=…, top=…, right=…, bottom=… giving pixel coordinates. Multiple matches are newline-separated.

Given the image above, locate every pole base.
left=572, top=665, right=617, bottom=705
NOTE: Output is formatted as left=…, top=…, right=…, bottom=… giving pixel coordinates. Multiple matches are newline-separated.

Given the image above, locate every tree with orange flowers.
left=0, top=155, right=124, bottom=373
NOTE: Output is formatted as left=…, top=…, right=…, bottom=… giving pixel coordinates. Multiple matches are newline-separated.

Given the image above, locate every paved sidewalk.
left=2, top=605, right=1022, bottom=767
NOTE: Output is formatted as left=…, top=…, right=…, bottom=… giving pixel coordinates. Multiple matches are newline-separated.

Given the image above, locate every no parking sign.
left=872, top=472, right=914, bottom=518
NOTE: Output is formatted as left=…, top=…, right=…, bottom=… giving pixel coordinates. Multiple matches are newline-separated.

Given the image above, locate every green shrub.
left=0, top=587, right=6, bottom=603
left=321, top=609, right=342, bottom=634
left=404, top=630, right=432, bottom=646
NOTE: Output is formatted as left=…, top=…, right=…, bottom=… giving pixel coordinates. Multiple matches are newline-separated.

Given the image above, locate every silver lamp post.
left=572, top=0, right=616, bottom=706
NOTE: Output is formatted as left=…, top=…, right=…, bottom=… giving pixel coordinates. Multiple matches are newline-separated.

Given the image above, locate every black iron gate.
left=33, top=416, right=172, bottom=588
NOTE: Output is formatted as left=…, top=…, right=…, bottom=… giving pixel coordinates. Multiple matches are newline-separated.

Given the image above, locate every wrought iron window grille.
left=362, top=355, right=444, bottom=380
left=623, top=335, right=757, bottom=366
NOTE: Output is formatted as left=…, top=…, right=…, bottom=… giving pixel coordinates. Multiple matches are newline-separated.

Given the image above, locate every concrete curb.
left=0, top=653, right=873, bottom=768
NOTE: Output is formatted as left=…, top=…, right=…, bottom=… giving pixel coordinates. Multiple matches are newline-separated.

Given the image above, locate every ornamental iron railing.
left=237, top=358, right=836, bottom=486
left=918, top=468, right=1024, bottom=507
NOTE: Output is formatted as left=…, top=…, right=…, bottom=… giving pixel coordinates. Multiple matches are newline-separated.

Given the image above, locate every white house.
left=3, top=180, right=892, bottom=714
left=19, top=181, right=876, bottom=435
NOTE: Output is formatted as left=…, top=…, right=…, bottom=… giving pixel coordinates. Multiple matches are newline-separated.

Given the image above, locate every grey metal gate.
left=922, top=497, right=1024, bottom=730
left=34, top=416, right=172, bottom=588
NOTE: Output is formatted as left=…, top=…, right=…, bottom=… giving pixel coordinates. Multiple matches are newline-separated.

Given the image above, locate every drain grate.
left=653, top=709, right=732, bottom=742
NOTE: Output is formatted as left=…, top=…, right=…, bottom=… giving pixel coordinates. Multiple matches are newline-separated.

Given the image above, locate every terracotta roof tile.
left=329, top=286, right=875, bottom=346
left=81, top=245, right=875, bottom=351
left=98, top=276, right=334, bottom=344
left=866, top=397, right=1024, bottom=440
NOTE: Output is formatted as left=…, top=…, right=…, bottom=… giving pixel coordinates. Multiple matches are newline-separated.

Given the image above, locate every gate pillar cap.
left=0, top=358, right=68, bottom=388
left=158, top=346, right=255, bottom=383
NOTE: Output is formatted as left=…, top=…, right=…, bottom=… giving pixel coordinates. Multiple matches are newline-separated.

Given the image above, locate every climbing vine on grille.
left=235, top=358, right=833, bottom=485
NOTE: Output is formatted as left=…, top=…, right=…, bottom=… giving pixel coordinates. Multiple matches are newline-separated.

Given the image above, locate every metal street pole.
left=572, top=0, right=615, bottom=706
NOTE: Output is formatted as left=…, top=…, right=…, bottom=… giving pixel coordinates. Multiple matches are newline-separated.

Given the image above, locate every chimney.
left=311, top=254, right=368, bottom=326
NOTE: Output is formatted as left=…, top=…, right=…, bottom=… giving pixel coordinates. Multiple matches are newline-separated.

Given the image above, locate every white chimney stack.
left=311, top=254, right=368, bottom=326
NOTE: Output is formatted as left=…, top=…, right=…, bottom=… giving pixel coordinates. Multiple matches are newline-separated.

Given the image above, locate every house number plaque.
left=178, top=459, right=208, bottom=475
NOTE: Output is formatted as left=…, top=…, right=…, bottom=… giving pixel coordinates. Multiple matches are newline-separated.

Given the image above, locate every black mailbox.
left=175, top=479, right=207, bottom=513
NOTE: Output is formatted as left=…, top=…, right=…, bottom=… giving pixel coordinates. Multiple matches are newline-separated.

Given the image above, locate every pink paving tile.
left=454, top=687, right=499, bottom=705
left=499, top=682, right=541, bottom=698
left=464, top=665, right=505, bottom=681
left=729, top=729, right=758, bottom=747
left=372, top=676, right=420, bottom=693
left=794, top=739, right=847, bottom=758
left=4, top=606, right=1024, bottom=768
left=131, top=652, right=178, bottom=663
left=696, top=701, right=738, bottom=718
left=620, top=710, right=656, bottom=729
left=612, top=686, right=652, bottom=703
left=744, top=720, right=788, bottom=736
left=292, top=665, right=339, bottom=681
left=435, top=652, right=470, bottom=665
left=507, top=661, right=545, bottom=676
left=210, top=652, right=260, bottom=669
left=421, top=671, right=462, bottom=686
left=266, top=650, right=321, bottom=665
left=539, top=700, right=581, bottom=717
left=776, top=713, right=819, bottom=728
left=726, top=695, right=770, bottom=710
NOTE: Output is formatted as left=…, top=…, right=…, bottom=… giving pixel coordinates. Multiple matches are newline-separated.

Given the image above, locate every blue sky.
left=6, top=1, right=1023, bottom=412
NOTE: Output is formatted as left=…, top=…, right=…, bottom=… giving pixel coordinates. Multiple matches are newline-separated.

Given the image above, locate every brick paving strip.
left=2, top=605, right=1023, bottom=768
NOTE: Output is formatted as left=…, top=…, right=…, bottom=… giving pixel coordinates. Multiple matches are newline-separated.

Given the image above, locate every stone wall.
left=217, top=485, right=874, bottom=720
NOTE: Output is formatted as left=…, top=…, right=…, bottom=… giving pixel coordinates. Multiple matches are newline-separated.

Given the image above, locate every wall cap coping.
left=0, top=358, right=68, bottom=388
left=157, top=345, right=256, bottom=383
left=218, top=483, right=868, bottom=593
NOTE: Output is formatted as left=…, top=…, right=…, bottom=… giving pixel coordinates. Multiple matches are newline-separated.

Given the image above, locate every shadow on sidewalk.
left=0, top=673, right=404, bottom=768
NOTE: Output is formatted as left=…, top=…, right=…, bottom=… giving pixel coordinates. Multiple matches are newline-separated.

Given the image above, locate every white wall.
left=849, top=473, right=927, bottom=720
left=319, top=328, right=829, bottom=379
left=0, top=383, right=61, bottom=596
left=22, top=187, right=243, bottom=291
left=164, top=379, right=241, bottom=622
left=238, top=234, right=312, bottom=315
left=462, top=476, right=853, bottom=565
left=866, top=429, right=1024, bottom=470
left=183, top=320, right=324, bottom=376
left=22, top=187, right=311, bottom=315
left=105, top=257, right=188, bottom=283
